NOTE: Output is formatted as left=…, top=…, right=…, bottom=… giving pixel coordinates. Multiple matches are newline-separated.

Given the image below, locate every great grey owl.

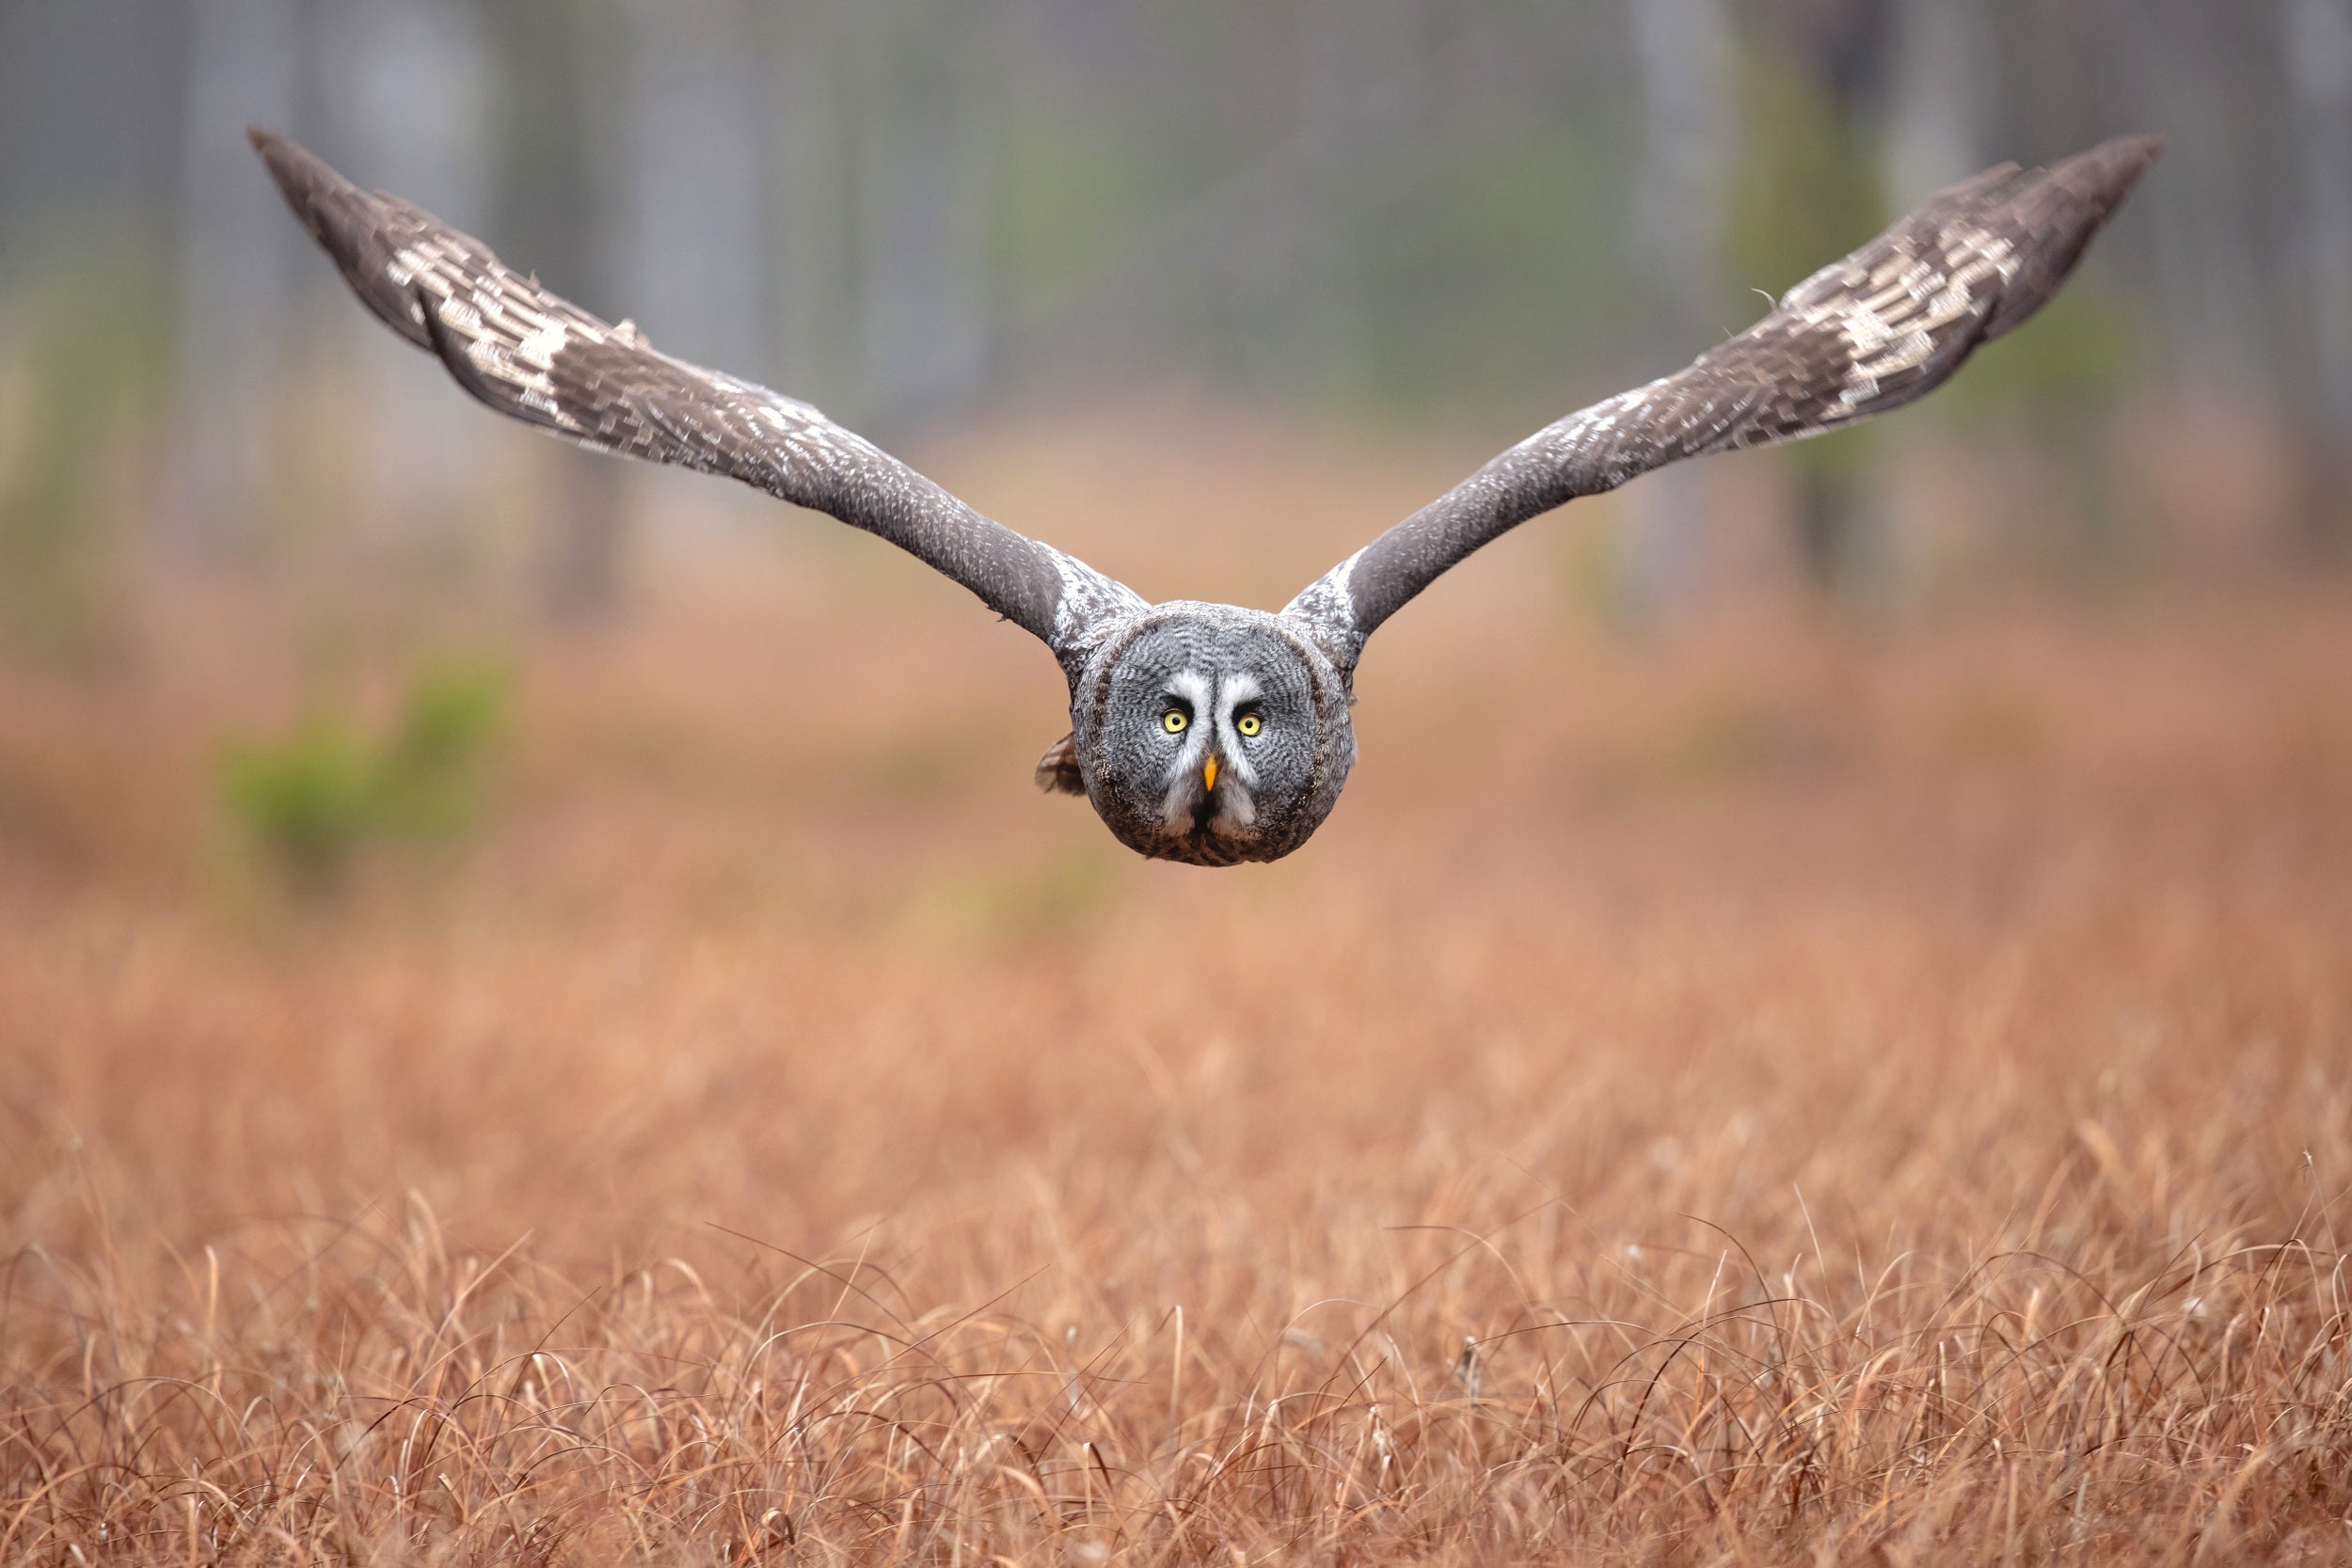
left=252, top=129, right=2158, bottom=866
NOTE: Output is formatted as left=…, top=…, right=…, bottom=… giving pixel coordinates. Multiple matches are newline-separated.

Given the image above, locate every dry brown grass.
left=3, top=409, right=2351, bottom=1563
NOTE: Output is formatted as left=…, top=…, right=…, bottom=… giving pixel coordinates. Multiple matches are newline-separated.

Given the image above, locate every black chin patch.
left=1188, top=792, right=1218, bottom=834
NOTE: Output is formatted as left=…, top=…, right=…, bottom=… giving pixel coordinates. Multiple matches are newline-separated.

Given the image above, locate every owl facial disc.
left=1069, top=605, right=1354, bottom=866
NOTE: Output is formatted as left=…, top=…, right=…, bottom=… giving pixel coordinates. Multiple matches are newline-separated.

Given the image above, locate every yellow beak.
left=1202, top=756, right=1219, bottom=793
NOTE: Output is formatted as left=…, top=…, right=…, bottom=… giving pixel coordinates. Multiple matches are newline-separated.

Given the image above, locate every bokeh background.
left=3, top=0, right=2348, bottom=909
left=4, top=5, right=2352, bottom=1561
left=7, top=0, right=2350, bottom=650
left=1, top=0, right=2347, bottom=882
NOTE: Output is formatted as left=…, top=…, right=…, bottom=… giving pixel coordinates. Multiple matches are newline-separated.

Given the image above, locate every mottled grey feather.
left=1283, top=135, right=2163, bottom=672
left=249, top=127, right=1144, bottom=674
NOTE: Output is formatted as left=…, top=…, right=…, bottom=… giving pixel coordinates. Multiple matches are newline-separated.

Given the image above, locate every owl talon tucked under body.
left=1034, top=734, right=1085, bottom=795
left=254, top=126, right=2156, bottom=866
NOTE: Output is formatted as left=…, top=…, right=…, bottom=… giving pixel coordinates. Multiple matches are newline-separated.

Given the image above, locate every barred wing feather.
left=249, top=128, right=1144, bottom=673
left=1284, top=135, right=2161, bottom=671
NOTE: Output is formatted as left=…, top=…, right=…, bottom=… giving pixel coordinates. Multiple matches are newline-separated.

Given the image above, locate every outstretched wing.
left=1283, top=135, right=2162, bottom=672
left=250, top=128, right=1144, bottom=673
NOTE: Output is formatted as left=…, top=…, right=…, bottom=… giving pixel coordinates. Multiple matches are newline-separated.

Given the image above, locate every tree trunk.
left=485, top=0, right=632, bottom=625
left=852, top=0, right=995, bottom=429
left=170, top=0, right=300, bottom=558
left=317, top=0, right=491, bottom=559
left=2283, top=0, right=2352, bottom=546
left=1618, top=0, right=1734, bottom=618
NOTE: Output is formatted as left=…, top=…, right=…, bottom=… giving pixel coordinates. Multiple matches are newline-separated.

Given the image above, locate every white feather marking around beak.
left=1159, top=670, right=1216, bottom=830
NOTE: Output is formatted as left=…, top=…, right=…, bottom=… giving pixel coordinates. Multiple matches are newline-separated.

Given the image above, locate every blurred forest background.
left=7, top=10, right=2352, bottom=1558
left=0, top=0, right=2347, bottom=889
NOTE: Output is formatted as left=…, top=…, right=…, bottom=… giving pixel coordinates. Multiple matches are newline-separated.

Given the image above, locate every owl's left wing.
left=250, top=129, right=1145, bottom=674
left=1282, top=135, right=2161, bottom=673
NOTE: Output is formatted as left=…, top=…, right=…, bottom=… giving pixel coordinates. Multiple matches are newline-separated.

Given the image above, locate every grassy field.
left=3, top=415, right=2349, bottom=1563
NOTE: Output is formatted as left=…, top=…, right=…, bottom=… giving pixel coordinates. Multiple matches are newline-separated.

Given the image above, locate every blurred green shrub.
left=220, top=659, right=508, bottom=887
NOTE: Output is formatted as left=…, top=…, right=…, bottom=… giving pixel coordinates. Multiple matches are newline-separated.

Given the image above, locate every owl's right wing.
left=1282, top=135, right=2161, bottom=673
left=251, top=129, right=1146, bottom=674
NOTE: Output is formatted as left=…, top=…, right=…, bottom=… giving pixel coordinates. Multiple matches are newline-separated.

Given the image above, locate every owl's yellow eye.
left=1235, top=712, right=1263, bottom=737
left=1161, top=709, right=1188, bottom=734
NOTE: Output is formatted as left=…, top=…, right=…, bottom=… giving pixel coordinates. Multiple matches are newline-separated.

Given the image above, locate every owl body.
left=252, top=127, right=2158, bottom=866
left=1069, top=604, right=1354, bottom=865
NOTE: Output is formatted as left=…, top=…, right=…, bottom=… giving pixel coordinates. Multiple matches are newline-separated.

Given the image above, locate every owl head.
left=1053, top=605, right=1355, bottom=865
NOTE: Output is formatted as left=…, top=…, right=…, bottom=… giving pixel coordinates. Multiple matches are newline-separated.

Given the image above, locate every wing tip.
left=2087, top=132, right=2167, bottom=166
left=247, top=125, right=335, bottom=212
left=246, top=124, right=376, bottom=256
left=247, top=126, right=443, bottom=353
left=1972, top=133, right=2161, bottom=341
left=2057, top=133, right=2165, bottom=205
